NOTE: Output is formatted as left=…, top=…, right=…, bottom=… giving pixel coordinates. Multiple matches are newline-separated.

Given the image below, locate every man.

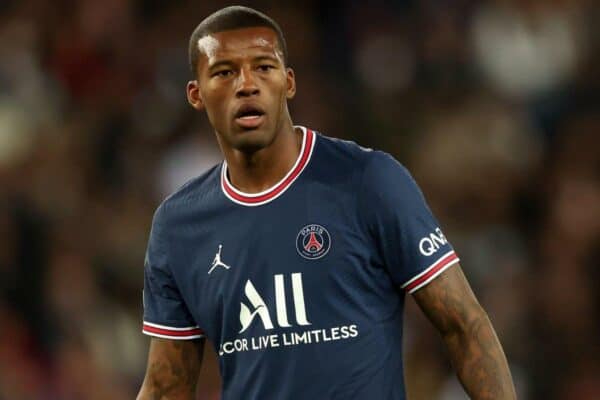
left=137, top=6, right=516, bottom=400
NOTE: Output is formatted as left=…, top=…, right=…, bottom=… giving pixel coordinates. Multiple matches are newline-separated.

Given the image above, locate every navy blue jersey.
left=142, top=126, right=459, bottom=399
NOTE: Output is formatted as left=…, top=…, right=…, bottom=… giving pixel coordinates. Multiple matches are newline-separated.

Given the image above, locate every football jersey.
left=142, top=126, right=459, bottom=400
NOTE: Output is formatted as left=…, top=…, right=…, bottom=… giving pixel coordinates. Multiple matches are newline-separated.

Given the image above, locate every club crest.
left=296, top=224, right=331, bottom=260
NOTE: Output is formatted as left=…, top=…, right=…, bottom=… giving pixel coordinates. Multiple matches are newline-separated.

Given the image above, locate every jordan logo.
left=208, top=245, right=231, bottom=274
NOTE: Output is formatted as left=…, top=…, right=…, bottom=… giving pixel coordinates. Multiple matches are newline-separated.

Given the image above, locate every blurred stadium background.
left=1, top=0, right=599, bottom=399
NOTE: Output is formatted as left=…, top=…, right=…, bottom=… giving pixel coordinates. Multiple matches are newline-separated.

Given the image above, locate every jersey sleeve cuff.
left=401, top=250, right=459, bottom=294
left=142, top=321, right=204, bottom=340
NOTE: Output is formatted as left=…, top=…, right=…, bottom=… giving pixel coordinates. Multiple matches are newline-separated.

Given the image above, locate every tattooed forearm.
left=137, top=338, right=204, bottom=400
left=443, top=308, right=514, bottom=399
left=414, top=264, right=516, bottom=400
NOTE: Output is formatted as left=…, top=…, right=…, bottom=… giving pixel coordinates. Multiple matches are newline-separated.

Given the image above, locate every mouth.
left=234, top=104, right=266, bottom=129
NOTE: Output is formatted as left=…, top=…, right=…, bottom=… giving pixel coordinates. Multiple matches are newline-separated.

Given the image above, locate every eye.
left=213, top=69, right=233, bottom=78
left=258, top=64, right=275, bottom=72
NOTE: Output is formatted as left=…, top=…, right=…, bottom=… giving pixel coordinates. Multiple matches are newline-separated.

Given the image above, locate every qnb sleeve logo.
left=419, top=227, right=448, bottom=256
left=239, top=273, right=311, bottom=333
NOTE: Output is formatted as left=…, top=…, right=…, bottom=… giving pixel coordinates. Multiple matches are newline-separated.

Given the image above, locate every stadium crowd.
left=0, top=0, right=598, bottom=398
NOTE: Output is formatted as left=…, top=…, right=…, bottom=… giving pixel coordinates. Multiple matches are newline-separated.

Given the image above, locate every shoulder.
left=357, top=148, right=426, bottom=210
left=313, top=131, right=409, bottom=176
left=153, top=163, right=222, bottom=226
left=309, top=130, right=417, bottom=196
left=361, top=149, right=413, bottom=185
left=313, top=132, right=375, bottom=166
left=310, top=131, right=378, bottom=185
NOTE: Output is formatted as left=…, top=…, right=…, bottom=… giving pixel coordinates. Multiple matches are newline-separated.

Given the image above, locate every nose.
left=236, top=67, right=259, bottom=98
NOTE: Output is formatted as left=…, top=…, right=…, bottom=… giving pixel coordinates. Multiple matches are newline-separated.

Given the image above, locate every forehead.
left=197, top=27, right=281, bottom=63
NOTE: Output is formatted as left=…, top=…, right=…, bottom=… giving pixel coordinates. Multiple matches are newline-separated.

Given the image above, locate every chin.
left=230, top=127, right=275, bottom=153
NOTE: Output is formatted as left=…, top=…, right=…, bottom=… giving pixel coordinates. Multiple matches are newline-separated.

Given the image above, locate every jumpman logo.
left=208, top=244, right=231, bottom=274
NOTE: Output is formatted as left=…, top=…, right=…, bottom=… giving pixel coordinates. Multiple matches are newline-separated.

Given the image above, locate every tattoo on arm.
left=137, top=338, right=204, bottom=400
left=413, top=264, right=516, bottom=400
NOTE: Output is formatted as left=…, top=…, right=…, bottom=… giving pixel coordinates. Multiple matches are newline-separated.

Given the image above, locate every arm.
left=413, top=263, right=516, bottom=400
left=137, top=337, right=204, bottom=400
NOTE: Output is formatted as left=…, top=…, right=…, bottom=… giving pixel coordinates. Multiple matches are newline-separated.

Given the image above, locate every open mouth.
left=234, top=104, right=265, bottom=129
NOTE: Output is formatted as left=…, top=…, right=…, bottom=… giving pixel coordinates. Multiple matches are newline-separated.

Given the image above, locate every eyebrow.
left=208, top=54, right=281, bottom=71
left=253, top=55, right=280, bottom=64
left=208, top=60, right=235, bottom=72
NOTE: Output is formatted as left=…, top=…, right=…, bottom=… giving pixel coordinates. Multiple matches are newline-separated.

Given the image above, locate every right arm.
left=137, top=337, right=204, bottom=400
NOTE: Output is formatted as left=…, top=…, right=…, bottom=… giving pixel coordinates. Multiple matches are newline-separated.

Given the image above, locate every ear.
left=187, top=80, right=205, bottom=111
left=285, top=67, right=296, bottom=99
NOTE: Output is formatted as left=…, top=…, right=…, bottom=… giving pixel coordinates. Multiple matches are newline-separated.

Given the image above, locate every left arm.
left=413, top=263, right=516, bottom=400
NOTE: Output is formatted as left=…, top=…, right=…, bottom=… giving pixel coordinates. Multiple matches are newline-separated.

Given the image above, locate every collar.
left=221, top=126, right=315, bottom=207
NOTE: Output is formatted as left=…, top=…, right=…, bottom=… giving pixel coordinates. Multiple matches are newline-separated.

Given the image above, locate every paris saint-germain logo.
left=296, top=224, right=331, bottom=260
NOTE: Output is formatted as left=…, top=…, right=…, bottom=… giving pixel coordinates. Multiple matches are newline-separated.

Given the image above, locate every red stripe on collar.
left=221, top=128, right=315, bottom=206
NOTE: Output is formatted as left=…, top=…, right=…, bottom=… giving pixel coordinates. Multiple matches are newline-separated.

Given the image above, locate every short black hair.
left=188, top=6, right=288, bottom=77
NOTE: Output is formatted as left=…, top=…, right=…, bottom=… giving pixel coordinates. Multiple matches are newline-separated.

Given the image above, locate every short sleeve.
left=359, top=152, right=460, bottom=294
left=142, top=205, right=204, bottom=339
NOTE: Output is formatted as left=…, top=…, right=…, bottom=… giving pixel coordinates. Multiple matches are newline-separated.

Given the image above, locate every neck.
left=223, top=120, right=302, bottom=194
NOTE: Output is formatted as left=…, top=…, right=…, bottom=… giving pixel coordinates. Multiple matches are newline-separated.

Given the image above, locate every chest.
left=167, top=186, right=391, bottom=343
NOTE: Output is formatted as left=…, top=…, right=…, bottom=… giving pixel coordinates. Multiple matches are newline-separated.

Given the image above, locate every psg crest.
left=296, top=224, right=331, bottom=260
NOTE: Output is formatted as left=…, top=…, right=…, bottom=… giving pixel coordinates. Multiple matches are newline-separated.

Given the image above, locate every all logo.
left=239, top=273, right=311, bottom=333
left=296, top=224, right=331, bottom=259
left=219, top=272, right=359, bottom=356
